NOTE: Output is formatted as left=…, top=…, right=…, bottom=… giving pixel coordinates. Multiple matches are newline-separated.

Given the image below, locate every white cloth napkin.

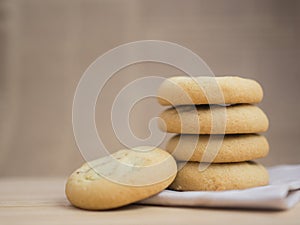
left=138, top=164, right=300, bottom=210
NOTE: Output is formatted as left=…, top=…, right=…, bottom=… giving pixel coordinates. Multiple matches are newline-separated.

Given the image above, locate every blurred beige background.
left=0, top=0, right=299, bottom=176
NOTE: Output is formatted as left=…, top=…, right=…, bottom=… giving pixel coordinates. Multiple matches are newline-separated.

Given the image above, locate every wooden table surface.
left=0, top=178, right=299, bottom=225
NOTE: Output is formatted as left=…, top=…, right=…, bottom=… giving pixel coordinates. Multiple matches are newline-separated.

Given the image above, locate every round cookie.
left=158, top=104, right=269, bottom=134
left=65, top=147, right=177, bottom=210
left=166, top=134, right=269, bottom=163
left=157, top=76, right=263, bottom=106
left=169, top=161, right=269, bottom=191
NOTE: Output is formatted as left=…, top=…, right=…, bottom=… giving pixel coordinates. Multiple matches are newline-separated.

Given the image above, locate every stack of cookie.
left=157, top=76, right=269, bottom=191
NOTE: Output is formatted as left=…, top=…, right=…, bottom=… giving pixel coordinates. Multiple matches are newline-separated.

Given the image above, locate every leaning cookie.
left=157, top=76, right=263, bottom=106
left=166, top=134, right=269, bottom=163
left=169, top=161, right=269, bottom=191
left=158, top=104, right=269, bottom=134
left=65, top=147, right=177, bottom=210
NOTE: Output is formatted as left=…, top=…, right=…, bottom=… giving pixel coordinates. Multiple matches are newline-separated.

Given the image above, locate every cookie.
left=169, top=161, right=269, bottom=191
left=65, top=146, right=177, bottom=210
left=166, top=134, right=269, bottom=163
left=157, top=76, right=263, bottom=105
left=158, top=104, right=269, bottom=134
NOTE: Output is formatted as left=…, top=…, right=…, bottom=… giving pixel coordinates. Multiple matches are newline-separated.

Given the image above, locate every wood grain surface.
left=0, top=178, right=299, bottom=225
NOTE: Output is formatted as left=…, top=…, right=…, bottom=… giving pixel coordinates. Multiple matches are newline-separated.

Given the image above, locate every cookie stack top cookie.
left=157, top=76, right=263, bottom=105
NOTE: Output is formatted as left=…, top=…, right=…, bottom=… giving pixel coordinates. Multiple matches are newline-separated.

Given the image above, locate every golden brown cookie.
left=169, top=161, right=269, bottom=191
left=166, top=134, right=269, bottom=163
left=157, top=76, right=263, bottom=105
left=158, top=104, right=269, bottom=134
left=65, top=147, right=177, bottom=210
